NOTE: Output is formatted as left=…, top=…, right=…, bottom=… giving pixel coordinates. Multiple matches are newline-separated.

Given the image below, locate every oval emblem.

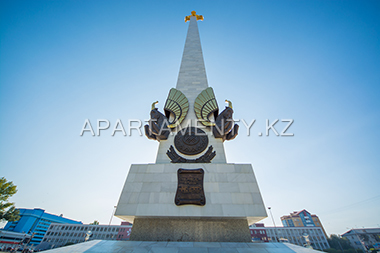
left=174, top=127, right=209, bottom=155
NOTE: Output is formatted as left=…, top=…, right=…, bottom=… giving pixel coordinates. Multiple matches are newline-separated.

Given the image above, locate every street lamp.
left=109, top=205, right=117, bottom=225
left=337, top=234, right=344, bottom=252
left=268, top=207, right=278, bottom=242
left=348, top=228, right=367, bottom=253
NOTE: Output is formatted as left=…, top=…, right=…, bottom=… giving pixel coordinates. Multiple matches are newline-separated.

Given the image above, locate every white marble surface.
left=43, top=240, right=322, bottom=253
left=115, top=163, right=267, bottom=224
left=154, top=15, right=228, bottom=164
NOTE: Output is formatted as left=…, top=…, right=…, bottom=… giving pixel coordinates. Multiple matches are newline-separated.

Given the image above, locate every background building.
left=116, top=222, right=132, bottom=241
left=3, top=208, right=81, bottom=245
left=249, top=224, right=330, bottom=251
left=36, top=222, right=132, bottom=250
left=281, top=209, right=327, bottom=237
left=341, top=228, right=380, bottom=251
left=249, top=223, right=268, bottom=242
left=0, top=230, right=31, bottom=250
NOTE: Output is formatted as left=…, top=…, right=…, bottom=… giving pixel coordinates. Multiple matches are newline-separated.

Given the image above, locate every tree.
left=360, top=234, right=369, bottom=243
left=324, top=249, right=363, bottom=253
left=324, top=234, right=364, bottom=253
left=327, top=234, right=353, bottom=250
left=90, top=220, right=99, bottom=225
left=0, top=177, right=20, bottom=222
left=373, top=234, right=380, bottom=242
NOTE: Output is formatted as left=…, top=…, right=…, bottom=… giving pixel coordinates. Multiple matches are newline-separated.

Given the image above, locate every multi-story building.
left=249, top=223, right=268, bottom=242
left=36, top=222, right=133, bottom=250
left=3, top=208, right=82, bottom=245
left=117, top=222, right=132, bottom=240
left=281, top=209, right=327, bottom=237
left=341, top=228, right=380, bottom=251
left=249, top=224, right=330, bottom=251
left=0, top=230, right=31, bottom=250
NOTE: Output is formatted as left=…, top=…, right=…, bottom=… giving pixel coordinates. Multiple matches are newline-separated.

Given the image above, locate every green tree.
left=0, top=177, right=20, bottom=222
left=360, top=234, right=369, bottom=243
left=327, top=234, right=353, bottom=250
left=90, top=220, right=99, bottom=225
left=324, top=234, right=364, bottom=253
left=324, top=249, right=363, bottom=253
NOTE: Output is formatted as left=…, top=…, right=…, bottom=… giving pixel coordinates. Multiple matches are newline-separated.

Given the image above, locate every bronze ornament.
left=164, top=88, right=189, bottom=129
left=166, top=145, right=216, bottom=163
left=194, top=88, right=239, bottom=142
left=212, top=107, right=239, bottom=142
left=174, top=127, right=208, bottom=155
left=185, top=11, right=204, bottom=23
left=144, top=102, right=170, bottom=141
left=194, top=87, right=219, bottom=127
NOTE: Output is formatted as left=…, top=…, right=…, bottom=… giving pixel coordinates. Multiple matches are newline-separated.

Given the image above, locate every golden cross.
left=185, top=11, right=204, bottom=22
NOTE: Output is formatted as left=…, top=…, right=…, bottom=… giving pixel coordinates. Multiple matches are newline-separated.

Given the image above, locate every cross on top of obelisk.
left=185, top=11, right=204, bottom=22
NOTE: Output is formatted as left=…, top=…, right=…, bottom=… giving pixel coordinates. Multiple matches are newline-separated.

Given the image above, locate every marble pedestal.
left=115, top=163, right=267, bottom=242
left=129, top=217, right=252, bottom=242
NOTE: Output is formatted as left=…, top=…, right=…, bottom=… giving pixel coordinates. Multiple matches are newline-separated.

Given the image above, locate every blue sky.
left=1, top=0, right=380, bottom=235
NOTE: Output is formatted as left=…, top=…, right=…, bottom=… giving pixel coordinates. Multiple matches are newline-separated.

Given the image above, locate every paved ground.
left=43, top=240, right=322, bottom=253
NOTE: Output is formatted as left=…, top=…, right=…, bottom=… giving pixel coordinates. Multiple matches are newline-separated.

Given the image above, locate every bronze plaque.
left=175, top=168, right=205, bottom=206
left=174, top=127, right=208, bottom=155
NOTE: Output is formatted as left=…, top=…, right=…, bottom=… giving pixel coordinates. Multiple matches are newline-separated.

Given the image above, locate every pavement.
left=43, top=240, right=322, bottom=253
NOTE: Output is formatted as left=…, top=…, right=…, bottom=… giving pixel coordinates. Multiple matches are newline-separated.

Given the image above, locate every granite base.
left=129, top=217, right=252, bottom=242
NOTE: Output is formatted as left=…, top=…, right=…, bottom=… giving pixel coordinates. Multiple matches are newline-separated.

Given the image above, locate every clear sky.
left=1, top=0, right=379, bottom=236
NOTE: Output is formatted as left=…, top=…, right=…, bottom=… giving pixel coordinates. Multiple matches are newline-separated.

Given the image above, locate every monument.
left=42, top=11, right=323, bottom=253
left=115, top=11, right=267, bottom=242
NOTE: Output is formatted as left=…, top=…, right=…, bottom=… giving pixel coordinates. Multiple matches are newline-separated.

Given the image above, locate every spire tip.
left=185, top=11, right=204, bottom=23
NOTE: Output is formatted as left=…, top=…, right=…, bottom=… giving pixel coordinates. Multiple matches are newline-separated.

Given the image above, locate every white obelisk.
left=115, top=11, right=267, bottom=242
left=155, top=12, right=227, bottom=164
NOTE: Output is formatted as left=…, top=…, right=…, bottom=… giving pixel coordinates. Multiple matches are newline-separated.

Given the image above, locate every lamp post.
left=268, top=207, right=278, bottom=242
left=109, top=205, right=117, bottom=225
left=347, top=228, right=367, bottom=253
left=354, top=229, right=367, bottom=253
left=337, top=234, right=344, bottom=252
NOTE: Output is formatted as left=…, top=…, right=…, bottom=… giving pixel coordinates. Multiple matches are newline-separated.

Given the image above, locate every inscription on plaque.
left=175, top=168, right=205, bottom=206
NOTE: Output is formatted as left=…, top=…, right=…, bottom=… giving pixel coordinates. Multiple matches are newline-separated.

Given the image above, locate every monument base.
left=129, top=217, right=252, bottom=242
left=115, top=163, right=267, bottom=225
